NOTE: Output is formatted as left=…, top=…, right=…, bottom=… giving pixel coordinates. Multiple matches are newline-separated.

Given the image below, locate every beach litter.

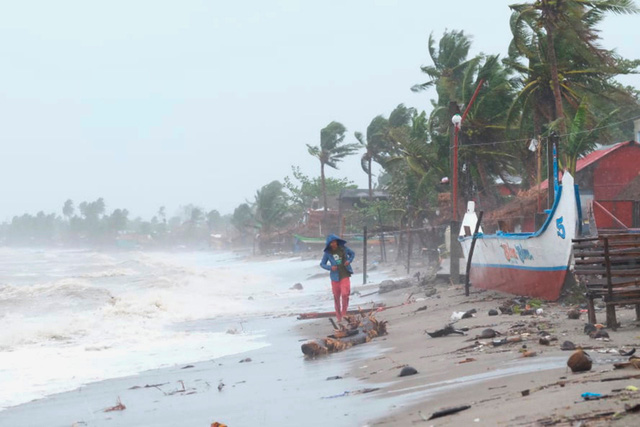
left=426, top=405, right=471, bottom=420
left=398, top=366, right=418, bottom=377
left=567, top=348, right=592, bottom=372
left=620, top=347, right=636, bottom=357
left=581, top=392, right=604, bottom=400
left=322, top=388, right=380, bottom=399
left=103, top=397, right=126, bottom=412
left=613, top=356, right=640, bottom=369
left=426, top=324, right=466, bottom=338
left=300, top=312, right=388, bottom=357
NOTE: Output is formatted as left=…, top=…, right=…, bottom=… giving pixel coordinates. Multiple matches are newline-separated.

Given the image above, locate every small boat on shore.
left=459, top=171, right=580, bottom=301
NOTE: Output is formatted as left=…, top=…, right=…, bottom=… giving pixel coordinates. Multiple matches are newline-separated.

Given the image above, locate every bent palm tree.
left=307, top=121, right=359, bottom=216
left=355, top=115, right=391, bottom=200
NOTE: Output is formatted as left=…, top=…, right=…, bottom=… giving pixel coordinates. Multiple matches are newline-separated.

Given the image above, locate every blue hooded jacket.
left=320, top=233, right=355, bottom=282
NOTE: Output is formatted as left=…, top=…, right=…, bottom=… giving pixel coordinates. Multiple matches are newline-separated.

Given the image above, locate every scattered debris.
left=103, top=397, right=126, bottom=412
left=211, top=422, right=228, bottom=427
left=322, top=388, right=380, bottom=399
left=567, top=308, right=581, bottom=319
left=239, top=358, right=252, bottom=363
left=128, top=382, right=169, bottom=390
left=477, top=328, right=498, bottom=339
left=613, top=356, right=640, bottom=370
left=297, top=303, right=385, bottom=320
left=620, top=348, right=636, bottom=357
left=451, top=309, right=476, bottom=321
left=326, top=376, right=343, bottom=381
left=590, top=329, right=609, bottom=340
left=379, top=278, right=414, bottom=294
left=427, top=324, right=466, bottom=338
left=181, top=365, right=194, bottom=369
left=398, top=366, right=418, bottom=377
left=567, top=348, right=592, bottom=373
left=492, top=336, right=522, bottom=346
left=427, top=405, right=471, bottom=420
left=581, top=392, right=605, bottom=400
left=301, top=313, right=388, bottom=357
left=458, top=357, right=476, bottom=364
left=218, top=381, right=225, bottom=392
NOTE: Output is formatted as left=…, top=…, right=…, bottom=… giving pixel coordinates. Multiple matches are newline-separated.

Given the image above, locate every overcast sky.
left=1, top=0, right=638, bottom=221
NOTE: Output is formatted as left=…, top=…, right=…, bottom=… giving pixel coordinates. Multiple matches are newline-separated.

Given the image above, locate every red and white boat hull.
left=459, top=172, right=578, bottom=301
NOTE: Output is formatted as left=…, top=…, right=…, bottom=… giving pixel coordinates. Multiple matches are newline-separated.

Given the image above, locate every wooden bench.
left=572, top=233, right=640, bottom=330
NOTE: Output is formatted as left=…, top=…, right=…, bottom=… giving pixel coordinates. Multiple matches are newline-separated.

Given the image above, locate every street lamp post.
left=450, top=79, right=484, bottom=222
left=449, top=79, right=484, bottom=285
left=451, top=114, right=462, bottom=221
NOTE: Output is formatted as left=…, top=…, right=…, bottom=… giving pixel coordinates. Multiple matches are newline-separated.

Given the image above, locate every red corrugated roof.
left=536, top=140, right=637, bottom=190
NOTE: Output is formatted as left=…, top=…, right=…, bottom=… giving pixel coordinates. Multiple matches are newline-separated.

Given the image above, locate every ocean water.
left=0, top=247, right=385, bottom=411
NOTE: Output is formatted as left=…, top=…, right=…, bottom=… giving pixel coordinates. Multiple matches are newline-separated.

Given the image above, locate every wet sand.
left=3, top=268, right=640, bottom=426
left=349, top=281, right=640, bottom=426
left=0, top=292, right=394, bottom=427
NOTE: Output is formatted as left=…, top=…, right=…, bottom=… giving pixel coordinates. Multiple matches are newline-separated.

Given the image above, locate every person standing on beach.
left=320, top=234, right=355, bottom=322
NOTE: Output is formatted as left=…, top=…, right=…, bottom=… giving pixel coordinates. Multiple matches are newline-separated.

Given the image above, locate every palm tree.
left=413, top=30, right=481, bottom=165
left=253, top=180, right=289, bottom=234
left=561, top=98, right=620, bottom=174
left=355, top=115, right=389, bottom=200
left=509, top=0, right=639, bottom=137
left=307, top=121, right=359, bottom=216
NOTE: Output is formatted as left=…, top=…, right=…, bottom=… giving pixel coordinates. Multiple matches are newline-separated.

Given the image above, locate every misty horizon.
left=1, top=1, right=638, bottom=222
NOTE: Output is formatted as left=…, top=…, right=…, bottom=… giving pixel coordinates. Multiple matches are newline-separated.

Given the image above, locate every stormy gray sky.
left=1, top=0, right=638, bottom=221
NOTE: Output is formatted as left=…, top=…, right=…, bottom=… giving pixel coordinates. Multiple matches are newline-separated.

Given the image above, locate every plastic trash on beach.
left=581, top=392, right=602, bottom=400
left=451, top=311, right=466, bottom=321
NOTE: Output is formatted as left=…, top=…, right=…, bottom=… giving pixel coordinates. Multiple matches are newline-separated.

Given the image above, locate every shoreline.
left=0, top=257, right=398, bottom=426
left=5, top=253, right=640, bottom=426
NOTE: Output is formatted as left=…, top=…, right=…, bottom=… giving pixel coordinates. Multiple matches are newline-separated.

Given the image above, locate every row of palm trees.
left=299, top=0, right=640, bottom=233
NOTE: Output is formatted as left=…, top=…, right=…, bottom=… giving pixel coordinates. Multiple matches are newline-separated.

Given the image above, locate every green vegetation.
left=2, top=2, right=639, bottom=250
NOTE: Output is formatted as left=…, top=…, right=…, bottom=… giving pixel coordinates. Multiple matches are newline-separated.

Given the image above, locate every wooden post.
left=465, top=211, right=484, bottom=296
left=537, top=135, right=542, bottom=212
left=547, top=135, right=555, bottom=209
left=363, top=226, right=368, bottom=285
left=587, top=296, right=597, bottom=324
left=406, top=226, right=413, bottom=275
left=450, top=221, right=460, bottom=284
left=603, top=237, right=617, bottom=330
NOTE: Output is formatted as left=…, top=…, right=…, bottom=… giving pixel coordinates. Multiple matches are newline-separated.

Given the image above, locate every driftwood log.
left=301, top=313, right=388, bottom=357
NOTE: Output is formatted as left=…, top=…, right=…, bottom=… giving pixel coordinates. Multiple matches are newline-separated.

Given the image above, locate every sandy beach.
left=3, top=255, right=640, bottom=426
left=351, top=279, right=640, bottom=426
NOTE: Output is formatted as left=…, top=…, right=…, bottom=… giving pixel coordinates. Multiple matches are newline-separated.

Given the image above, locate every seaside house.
left=484, top=139, right=640, bottom=233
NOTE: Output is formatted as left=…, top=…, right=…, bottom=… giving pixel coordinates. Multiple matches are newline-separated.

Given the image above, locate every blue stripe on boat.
left=472, top=263, right=568, bottom=271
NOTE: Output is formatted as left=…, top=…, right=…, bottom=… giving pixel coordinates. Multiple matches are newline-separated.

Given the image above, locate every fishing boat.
left=458, top=170, right=580, bottom=301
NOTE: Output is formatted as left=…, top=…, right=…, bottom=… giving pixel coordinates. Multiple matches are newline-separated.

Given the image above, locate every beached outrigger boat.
left=458, top=171, right=581, bottom=301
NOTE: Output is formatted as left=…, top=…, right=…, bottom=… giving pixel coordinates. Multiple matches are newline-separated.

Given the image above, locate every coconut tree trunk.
left=546, top=26, right=567, bottom=136
left=368, top=156, right=373, bottom=201
left=321, top=161, right=328, bottom=217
